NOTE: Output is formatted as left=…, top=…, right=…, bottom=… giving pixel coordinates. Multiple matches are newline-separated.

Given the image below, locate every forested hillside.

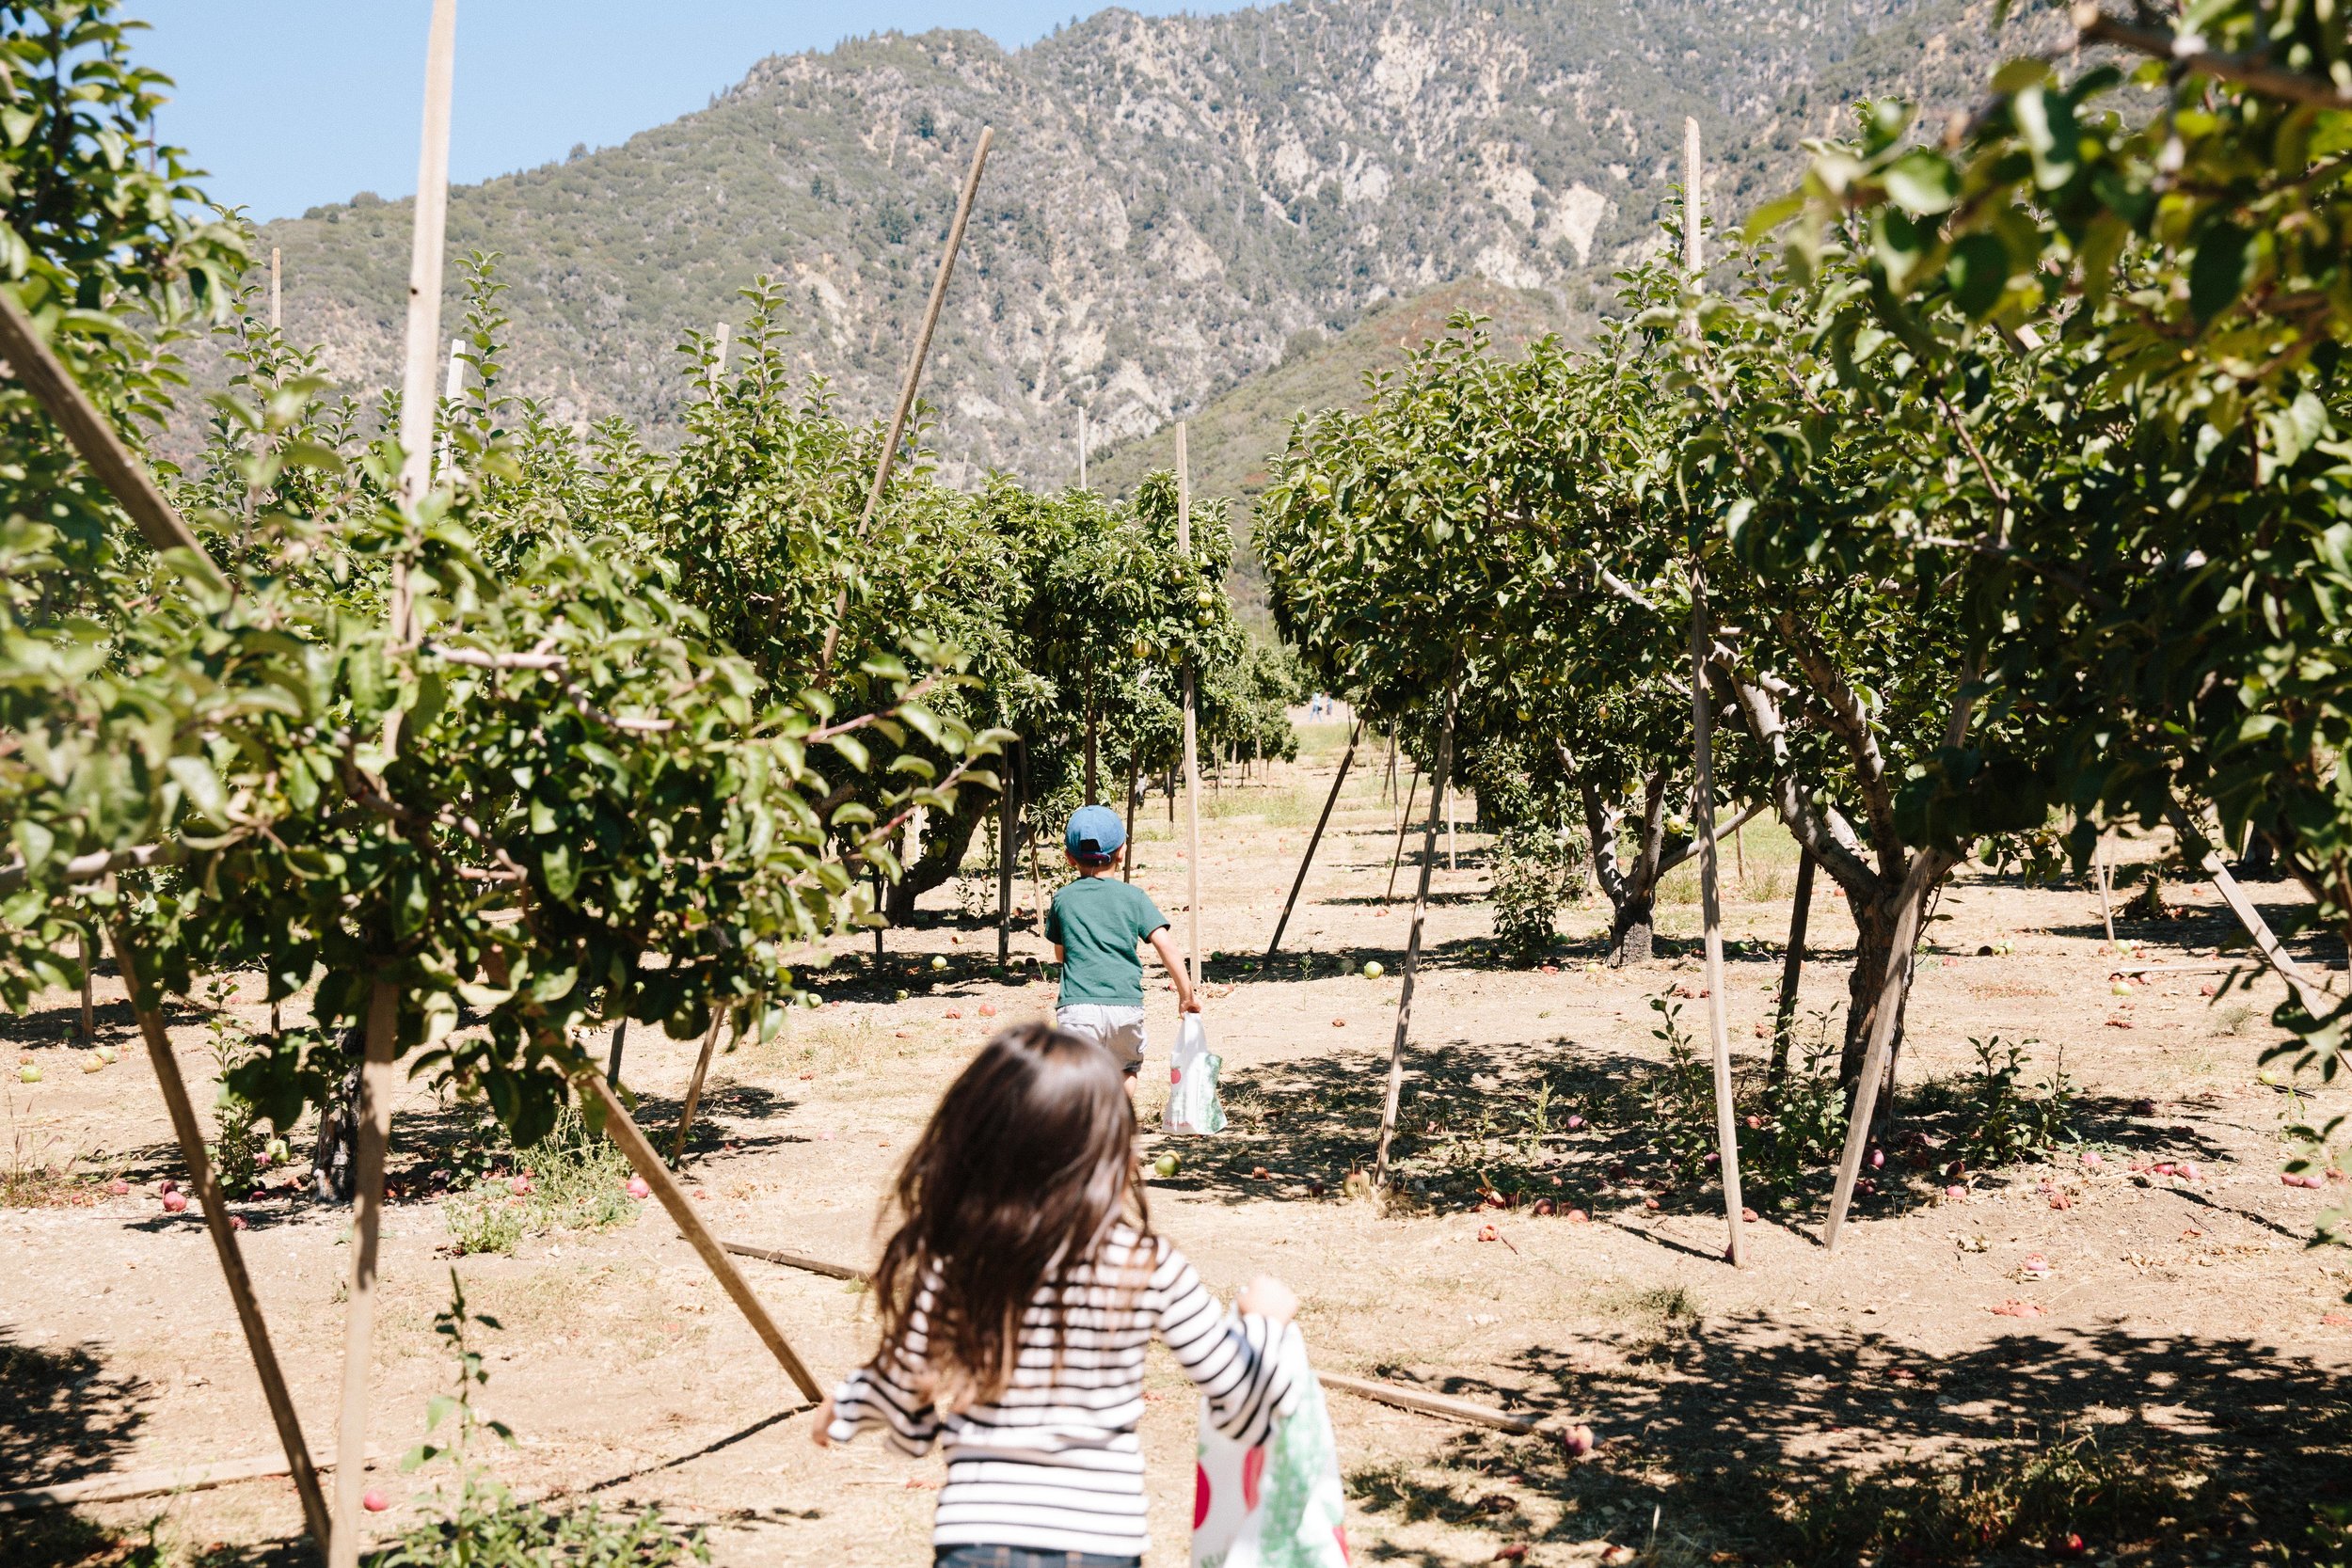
left=240, top=0, right=2052, bottom=486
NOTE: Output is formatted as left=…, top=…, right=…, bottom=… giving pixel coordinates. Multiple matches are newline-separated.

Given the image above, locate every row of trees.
left=1261, top=1, right=2352, bottom=1118
left=0, top=0, right=1284, bottom=1148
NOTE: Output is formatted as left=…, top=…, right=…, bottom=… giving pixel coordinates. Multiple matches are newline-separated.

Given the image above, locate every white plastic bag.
left=1193, top=1323, right=1348, bottom=1568
left=1164, top=1014, right=1226, bottom=1135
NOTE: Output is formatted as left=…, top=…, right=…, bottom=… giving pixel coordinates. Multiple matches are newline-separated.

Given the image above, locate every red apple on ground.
left=161, top=1190, right=187, bottom=1213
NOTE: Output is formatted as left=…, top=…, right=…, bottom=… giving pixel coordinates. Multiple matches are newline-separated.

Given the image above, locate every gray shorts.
left=1056, top=1005, right=1148, bottom=1076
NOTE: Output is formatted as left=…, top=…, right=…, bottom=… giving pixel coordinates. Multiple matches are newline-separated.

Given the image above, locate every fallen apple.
left=1565, top=1115, right=1584, bottom=1131
left=230, top=1214, right=247, bottom=1232
left=160, top=1178, right=179, bottom=1195
left=1566, top=1208, right=1590, bottom=1224
left=1362, top=960, right=1384, bottom=979
left=266, top=1138, right=289, bottom=1164
left=107, top=1178, right=130, bottom=1196
left=1945, top=1184, right=1966, bottom=1199
left=626, top=1176, right=651, bottom=1199
left=1562, top=1424, right=1596, bottom=1457
left=509, top=1175, right=533, bottom=1196
left=931, top=956, right=949, bottom=971
left=17, top=1064, right=40, bottom=1085
left=1154, top=1153, right=1181, bottom=1179
left=161, top=1190, right=187, bottom=1213
left=977, top=1003, right=997, bottom=1018
left=362, top=1489, right=390, bottom=1513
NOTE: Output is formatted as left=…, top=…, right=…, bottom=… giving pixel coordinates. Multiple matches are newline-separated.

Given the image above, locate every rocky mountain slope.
left=248, top=0, right=2048, bottom=485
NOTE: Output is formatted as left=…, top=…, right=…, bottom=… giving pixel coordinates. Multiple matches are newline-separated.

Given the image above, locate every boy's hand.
left=811, top=1393, right=836, bottom=1448
left=1236, top=1275, right=1298, bottom=1324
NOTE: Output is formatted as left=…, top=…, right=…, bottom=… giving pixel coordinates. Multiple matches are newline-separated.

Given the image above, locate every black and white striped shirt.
left=826, top=1227, right=1295, bottom=1557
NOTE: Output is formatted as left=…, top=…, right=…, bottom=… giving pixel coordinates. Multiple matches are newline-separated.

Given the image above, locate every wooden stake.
left=432, top=339, right=466, bottom=479
left=719, top=1241, right=1555, bottom=1436
left=269, top=246, right=282, bottom=332
left=2095, top=832, right=2116, bottom=947
left=1375, top=691, right=1454, bottom=1188
left=1265, top=719, right=1363, bottom=963
left=1446, top=780, right=1458, bottom=872
left=1688, top=573, right=1745, bottom=1266
left=0, top=288, right=221, bottom=586
left=1121, top=754, right=1140, bottom=883
left=583, top=1074, right=822, bottom=1401
left=77, top=929, right=93, bottom=1043
left=1178, top=420, right=1203, bottom=994
left=1384, top=768, right=1421, bottom=903
left=393, top=0, right=456, bottom=524
left=0, top=1449, right=368, bottom=1517
left=723, top=1239, right=866, bottom=1282
left=328, top=976, right=398, bottom=1568
left=1821, top=851, right=1947, bottom=1253
left=1768, top=849, right=1816, bottom=1085
left=2165, top=802, right=2342, bottom=1019
left=996, top=760, right=1017, bottom=966
left=1317, top=1373, right=1543, bottom=1436
left=605, top=1019, right=626, bottom=1088
left=816, top=126, right=993, bottom=675
left=110, top=925, right=331, bottom=1556
left=671, top=1009, right=729, bottom=1166
left=1677, top=114, right=1745, bottom=1264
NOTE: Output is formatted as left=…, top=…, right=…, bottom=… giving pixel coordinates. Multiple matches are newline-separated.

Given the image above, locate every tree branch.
left=2072, top=4, right=2352, bottom=108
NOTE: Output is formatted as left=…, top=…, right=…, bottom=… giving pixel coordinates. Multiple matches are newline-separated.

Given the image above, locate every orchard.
left=5, top=4, right=2352, bottom=1567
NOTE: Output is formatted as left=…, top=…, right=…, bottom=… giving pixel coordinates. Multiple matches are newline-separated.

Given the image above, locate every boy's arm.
left=1147, top=927, right=1201, bottom=1012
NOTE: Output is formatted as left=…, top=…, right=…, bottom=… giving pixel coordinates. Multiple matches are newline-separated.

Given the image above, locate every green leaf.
left=167, top=755, right=228, bottom=821
left=1883, top=150, right=1960, bottom=216
left=2188, top=221, right=2253, bottom=324
left=1946, top=232, right=2011, bottom=317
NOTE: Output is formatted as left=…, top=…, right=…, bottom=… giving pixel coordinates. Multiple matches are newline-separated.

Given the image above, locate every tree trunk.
left=1839, top=883, right=1908, bottom=1087
left=1611, top=897, right=1657, bottom=965
left=887, top=783, right=993, bottom=923
left=310, top=1025, right=365, bottom=1203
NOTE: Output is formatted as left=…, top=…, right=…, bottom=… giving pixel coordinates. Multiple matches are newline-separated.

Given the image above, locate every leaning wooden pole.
left=1375, top=690, right=1455, bottom=1188
left=584, top=1073, right=822, bottom=1401
left=112, top=926, right=331, bottom=1557
left=1178, top=420, right=1204, bottom=993
left=1121, top=753, right=1140, bottom=883
left=1384, top=768, right=1422, bottom=903
left=670, top=1010, right=729, bottom=1165
left=1680, top=115, right=1745, bottom=1266
left=2165, top=801, right=2342, bottom=1020
left=1265, top=718, right=1364, bottom=963
left=0, top=289, right=222, bottom=587
left=815, top=126, right=993, bottom=675
left=1821, top=851, right=1945, bottom=1253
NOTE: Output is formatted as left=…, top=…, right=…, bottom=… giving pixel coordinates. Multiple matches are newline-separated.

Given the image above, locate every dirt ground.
left=7, top=719, right=2352, bottom=1567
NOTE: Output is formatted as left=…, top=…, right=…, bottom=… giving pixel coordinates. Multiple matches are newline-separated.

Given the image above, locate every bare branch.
left=0, top=840, right=183, bottom=896
left=2073, top=5, right=2352, bottom=108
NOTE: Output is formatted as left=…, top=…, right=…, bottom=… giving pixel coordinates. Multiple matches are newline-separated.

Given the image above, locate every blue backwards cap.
left=1066, top=804, right=1126, bottom=862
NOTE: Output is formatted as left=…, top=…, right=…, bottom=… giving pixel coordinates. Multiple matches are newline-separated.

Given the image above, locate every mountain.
left=1087, top=277, right=1564, bottom=626
left=242, top=0, right=2047, bottom=489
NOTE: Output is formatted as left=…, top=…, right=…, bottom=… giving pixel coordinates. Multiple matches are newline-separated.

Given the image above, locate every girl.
left=815, top=1022, right=1299, bottom=1568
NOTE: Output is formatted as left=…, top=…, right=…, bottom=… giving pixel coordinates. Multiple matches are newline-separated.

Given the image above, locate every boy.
left=1046, top=804, right=1200, bottom=1078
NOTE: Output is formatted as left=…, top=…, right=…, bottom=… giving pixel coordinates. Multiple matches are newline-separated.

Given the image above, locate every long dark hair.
left=867, top=1022, right=1147, bottom=1410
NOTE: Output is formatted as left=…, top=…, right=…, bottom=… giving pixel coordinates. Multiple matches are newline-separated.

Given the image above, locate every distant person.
left=1046, top=803, right=1200, bottom=1081
left=815, top=1023, right=1299, bottom=1567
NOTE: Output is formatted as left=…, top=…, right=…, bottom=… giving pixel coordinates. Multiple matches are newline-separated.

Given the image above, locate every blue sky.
left=136, top=2, right=1256, bottom=222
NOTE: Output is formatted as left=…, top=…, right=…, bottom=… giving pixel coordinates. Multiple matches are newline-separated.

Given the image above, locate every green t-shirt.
left=1046, top=875, right=1171, bottom=1007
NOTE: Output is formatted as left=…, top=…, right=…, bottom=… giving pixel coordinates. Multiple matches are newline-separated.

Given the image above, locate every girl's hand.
left=1236, top=1275, right=1297, bottom=1324
left=811, top=1393, right=836, bottom=1449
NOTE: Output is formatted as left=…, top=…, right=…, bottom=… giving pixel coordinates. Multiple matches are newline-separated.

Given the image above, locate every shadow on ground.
left=1343, top=1314, right=2351, bottom=1566
left=0, top=1327, right=162, bottom=1568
